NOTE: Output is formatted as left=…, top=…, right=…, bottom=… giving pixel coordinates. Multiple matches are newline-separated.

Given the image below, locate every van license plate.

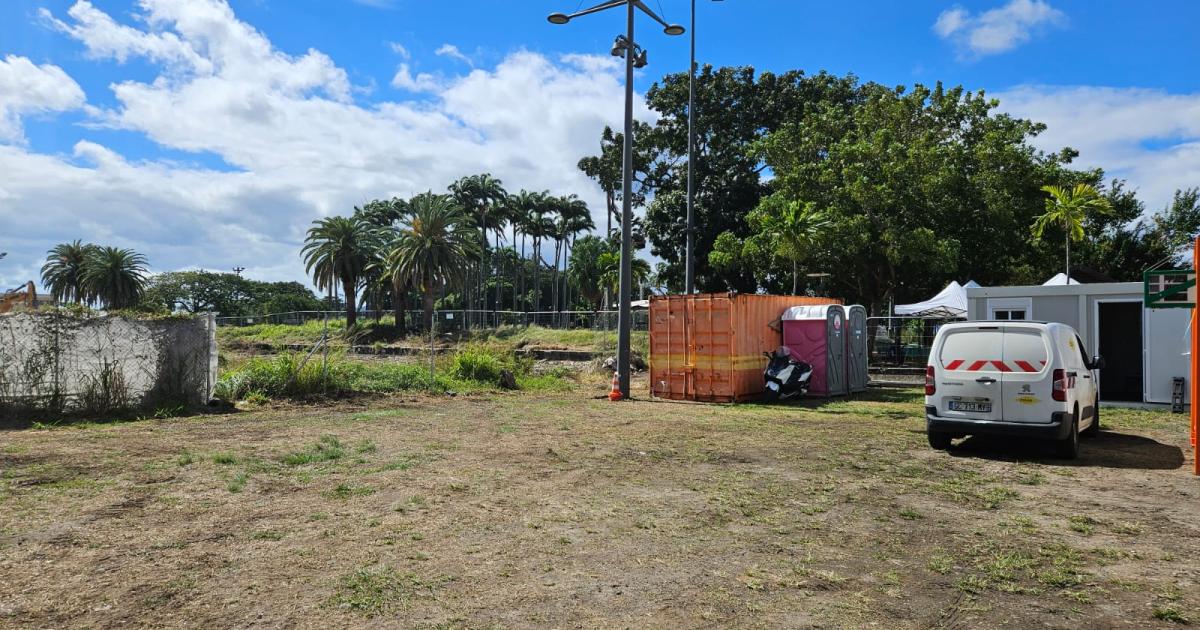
left=949, top=401, right=991, bottom=413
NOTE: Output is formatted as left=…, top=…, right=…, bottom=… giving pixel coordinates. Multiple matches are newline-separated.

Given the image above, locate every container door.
left=998, top=326, right=1054, bottom=422
left=847, top=306, right=867, bottom=392
left=692, top=295, right=733, bottom=400
left=826, top=307, right=847, bottom=395
left=650, top=296, right=692, bottom=400
left=935, top=326, right=1004, bottom=421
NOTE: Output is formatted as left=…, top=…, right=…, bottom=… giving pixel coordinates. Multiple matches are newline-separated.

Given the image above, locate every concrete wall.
left=0, top=312, right=217, bottom=413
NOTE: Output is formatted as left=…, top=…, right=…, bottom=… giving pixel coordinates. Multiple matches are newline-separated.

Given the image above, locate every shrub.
left=449, top=345, right=531, bottom=384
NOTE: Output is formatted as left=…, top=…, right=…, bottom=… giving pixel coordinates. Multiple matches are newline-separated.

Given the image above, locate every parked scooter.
left=762, top=346, right=813, bottom=402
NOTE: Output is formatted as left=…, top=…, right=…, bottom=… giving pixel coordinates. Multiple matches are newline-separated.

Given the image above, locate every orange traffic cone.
left=608, top=371, right=623, bottom=401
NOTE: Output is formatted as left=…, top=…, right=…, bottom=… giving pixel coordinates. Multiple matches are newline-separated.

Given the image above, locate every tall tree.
left=384, top=193, right=479, bottom=331
left=1032, top=184, right=1113, bottom=281
left=510, top=190, right=543, bottom=312
left=747, top=196, right=830, bottom=294
left=41, top=240, right=96, bottom=304
left=449, top=174, right=508, bottom=324
left=569, top=236, right=614, bottom=313
left=83, top=246, right=148, bottom=310
left=301, top=215, right=376, bottom=327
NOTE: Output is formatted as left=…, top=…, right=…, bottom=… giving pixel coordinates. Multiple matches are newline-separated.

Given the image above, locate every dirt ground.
left=1, top=382, right=1198, bottom=629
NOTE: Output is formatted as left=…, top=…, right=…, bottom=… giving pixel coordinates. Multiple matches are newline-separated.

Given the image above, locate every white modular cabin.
left=966, top=282, right=1190, bottom=405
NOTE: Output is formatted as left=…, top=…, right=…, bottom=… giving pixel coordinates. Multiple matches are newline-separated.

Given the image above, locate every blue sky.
left=1, top=0, right=1198, bottom=290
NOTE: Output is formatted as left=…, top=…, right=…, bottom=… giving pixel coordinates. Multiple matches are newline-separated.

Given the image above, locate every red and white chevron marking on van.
left=942, top=359, right=1047, bottom=372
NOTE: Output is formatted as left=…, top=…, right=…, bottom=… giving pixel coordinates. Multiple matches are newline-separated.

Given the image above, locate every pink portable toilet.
left=782, top=304, right=848, bottom=397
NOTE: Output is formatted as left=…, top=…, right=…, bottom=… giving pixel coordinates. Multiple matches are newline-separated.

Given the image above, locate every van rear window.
left=939, top=329, right=1003, bottom=371
left=1003, top=329, right=1049, bottom=372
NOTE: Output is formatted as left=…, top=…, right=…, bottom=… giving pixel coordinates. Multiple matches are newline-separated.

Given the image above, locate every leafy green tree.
left=1032, top=183, right=1113, bottom=281
left=1151, top=188, right=1200, bottom=262
left=747, top=196, right=830, bottom=294
left=41, top=240, right=97, bottom=304
left=578, top=123, right=652, bottom=237
left=754, top=80, right=1075, bottom=307
left=383, top=193, right=479, bottom=331
left=568, top=236, right=612, bottom=312
left=83, top=246, right=148, bottom=310
left=301, top=215, right=377, bottom=327
left=597, top=251, right=651, bottom=304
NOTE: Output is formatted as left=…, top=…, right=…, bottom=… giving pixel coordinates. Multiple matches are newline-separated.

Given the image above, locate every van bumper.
left=925, top=406, right=1072, bottom=440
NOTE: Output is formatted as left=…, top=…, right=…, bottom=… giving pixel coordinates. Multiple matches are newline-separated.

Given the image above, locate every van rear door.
left=936, top=326, right=1004, bottom=421
left=999, top=326, right=1054, bottom=423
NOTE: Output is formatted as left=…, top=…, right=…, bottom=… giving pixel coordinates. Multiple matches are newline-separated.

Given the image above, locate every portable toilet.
left=846, top=305, right=868, bottom=393
left=782, top=304, right=848, bottom=397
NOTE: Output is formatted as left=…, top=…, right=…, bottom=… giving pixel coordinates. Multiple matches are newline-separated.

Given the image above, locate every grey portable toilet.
left=781, top=304, right=848, bottom=396
left=846, top=305, right=868, bottom=393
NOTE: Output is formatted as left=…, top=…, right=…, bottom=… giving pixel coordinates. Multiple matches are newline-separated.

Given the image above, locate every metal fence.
left=216, top=309, right=650, bottom=332
left=866, top=316, right=961, bottom=368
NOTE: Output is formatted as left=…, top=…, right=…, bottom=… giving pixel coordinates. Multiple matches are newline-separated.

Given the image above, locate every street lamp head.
left=547, top=12, right=570, bottom=25
left=663, top=24, right=686, bottom=36
left=611, top=36, right=627, bottom=57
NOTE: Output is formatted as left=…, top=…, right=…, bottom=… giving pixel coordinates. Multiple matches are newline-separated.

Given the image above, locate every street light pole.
left=685, top=0, right=696, bottom=295
left=617, top=0, right=636, bottom=398
left=548, top=0, right=684, bottom=400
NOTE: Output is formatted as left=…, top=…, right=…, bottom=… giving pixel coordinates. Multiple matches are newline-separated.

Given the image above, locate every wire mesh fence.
left=866, top=316, right=961, bottom=368
left=0, top=311, right=217, bottom=416
left=215, top=309, right=651, bottom=332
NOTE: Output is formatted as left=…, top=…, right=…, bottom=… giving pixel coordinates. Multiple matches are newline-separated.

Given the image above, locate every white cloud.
left=389, top=42, right=410, bottom=60
left=934, top=0, right=1066, bottom=58
left=0, top=55, right=86, bottom=143
left=435, top=44, right=473, bottom=67
left=390, top=63, right=441, bottom=92
left=0, top=0, right=647, bottom=290
left=996, top=85, right=1200, bottom=211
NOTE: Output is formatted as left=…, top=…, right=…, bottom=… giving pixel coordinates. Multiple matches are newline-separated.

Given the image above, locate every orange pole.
left=1192, top=237, right=1199, bottom=475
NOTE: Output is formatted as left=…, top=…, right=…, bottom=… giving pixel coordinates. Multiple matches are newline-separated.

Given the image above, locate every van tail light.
left=1052, top=369, right=1067, bottom=402
left=925, top=365, right=936, bottom=396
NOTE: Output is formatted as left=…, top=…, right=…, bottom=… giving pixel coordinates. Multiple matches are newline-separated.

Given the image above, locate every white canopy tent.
left=1042, top=273, right=1081, bottom=285
left=893, top=280, right=980, bottom=318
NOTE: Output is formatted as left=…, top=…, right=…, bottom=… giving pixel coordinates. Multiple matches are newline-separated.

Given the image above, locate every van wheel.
left=1056, top=409, right=1080, bottom=459
left=1082, top=396, right=1100, bottom=436
left=928, top=431, right=953, bottom=450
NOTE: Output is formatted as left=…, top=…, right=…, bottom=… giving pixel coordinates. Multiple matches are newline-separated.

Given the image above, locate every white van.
left=924, top=322, right=1104, bottom=459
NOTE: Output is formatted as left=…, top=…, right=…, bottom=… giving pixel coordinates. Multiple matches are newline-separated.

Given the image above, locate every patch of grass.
left=354, top=439, right=377, bottom=454
left=897, top=507, right=923, bottom=520
left=227, top=472, right=249, bottom=493
left=250, top=529, right=285, bottom=541
left=325, top=483, right=374, bottom=500
left=212, top=452, right=239, bottom=465
left=927, top=553, right=954, bottom=575
left=283, top=435, right=345, bottom=466
left=1153, top=606, right=1190, bottom=624
left=176, top=451, right=197, bottom=466
left=1068, top=515, right=1098, bottom=536
left=328, top=564, right=453, bottom=616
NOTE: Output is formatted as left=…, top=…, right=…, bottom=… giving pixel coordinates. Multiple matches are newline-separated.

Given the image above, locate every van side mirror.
left=1091, top=355, right=1106, bottom=370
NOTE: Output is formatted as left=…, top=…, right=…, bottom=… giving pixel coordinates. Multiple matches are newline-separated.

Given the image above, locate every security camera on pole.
left=549, top=1, right=684, bottom=399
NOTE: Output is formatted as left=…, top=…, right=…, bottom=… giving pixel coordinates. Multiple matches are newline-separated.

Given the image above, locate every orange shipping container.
left=650, top=293, right=842, bottom=402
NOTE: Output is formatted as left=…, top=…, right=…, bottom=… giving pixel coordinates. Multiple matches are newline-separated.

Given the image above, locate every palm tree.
left=597, top=251, right=651, bottom=306
left=511, top=190, right=545, bottom=312
left=753, top=200, right=830, bottom=294
left=525, top=193, right=557, bottom=314
left=301, top=215, right=377, bottom=327
left=552, top=195, right=593, bottom=321
left=82, top=246, right=148, bottom=309
left=384, top=193, right=479, bottom=331
left=41, top=240, right=96, bottom=304
left=449, top=174, right=507, bottom=325
left=1033, top=184, right=1113, bottom=281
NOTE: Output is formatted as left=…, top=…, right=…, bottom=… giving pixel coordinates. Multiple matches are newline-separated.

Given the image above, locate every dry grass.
left=1, top=383, right=1197, bottom=628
